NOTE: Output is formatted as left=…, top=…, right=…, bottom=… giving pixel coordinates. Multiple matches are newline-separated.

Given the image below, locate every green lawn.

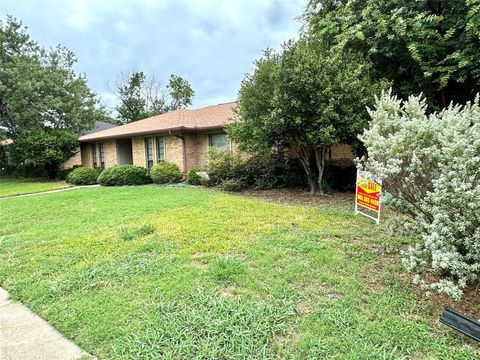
left=0, top=186, right=477, bottom=359
left=0, top=177, right=71, bottom=197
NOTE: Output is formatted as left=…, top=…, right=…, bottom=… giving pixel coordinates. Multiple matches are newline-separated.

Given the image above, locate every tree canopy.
left=305, top=0, right=480, bottom=109
left=0, top=16, right=105, bottom=137
left=229, top=41, right=384, bottom=193
left=9, top=129, right=78, bottom=179
left=115, top=72, right=195, bottom=123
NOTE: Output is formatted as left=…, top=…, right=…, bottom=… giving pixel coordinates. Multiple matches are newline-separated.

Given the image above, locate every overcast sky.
left=0, top=0, right=304, bottom=113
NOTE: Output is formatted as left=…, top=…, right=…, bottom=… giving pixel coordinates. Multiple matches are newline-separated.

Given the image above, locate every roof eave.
left=78, top=125, right=228, bottom=142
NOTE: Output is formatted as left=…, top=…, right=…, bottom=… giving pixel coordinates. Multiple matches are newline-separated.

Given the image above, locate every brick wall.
left=80, top=143, right=93, bottom=167
left=329, top=144, right=354, bottom=160
left=132, top=137, right=145, bottom=167
left=165, top=135, right=184, bottom=172
left=80, top=141, right=117, bottom=168
left=62, top=147, right=82, bottom=169
left=104, top=140, right=117, bottom=167
left=80, top=131, right=236, bottom=173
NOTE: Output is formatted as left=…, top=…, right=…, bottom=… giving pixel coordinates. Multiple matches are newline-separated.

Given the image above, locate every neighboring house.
left=63, top=121, right=117, bottom=169
left=78, top=101, right=356, bottom=175
left=78, top=102, right=238, bottom=174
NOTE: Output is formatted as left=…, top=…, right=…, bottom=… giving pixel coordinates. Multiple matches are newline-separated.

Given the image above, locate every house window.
left=208, top=133, right=230, bottom=151
left=145, top=137, right=154, bottom=168
left=98, top=143, right=105, bottom=168
left=156, top=136, right=165, bottom=162
left=91, top=144, right=97, bottom=168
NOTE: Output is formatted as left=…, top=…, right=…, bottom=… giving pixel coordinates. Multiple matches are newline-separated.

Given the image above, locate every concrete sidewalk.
left=0, top=184, right=100, bottom=200
left=0, top=287, right=89, bottom=360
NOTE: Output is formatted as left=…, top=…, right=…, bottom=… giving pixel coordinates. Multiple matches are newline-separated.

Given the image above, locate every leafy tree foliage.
left=0, top=16, right=105, bottom=137
left=305, top=0, right=480, bottom=109
left=229, top=42, right=383, bottom=193
left=360, top=91, right=480, bottom=299
left=9, top=129, right=78, bottom=179
left=167, top=74, right=195, bottom=110
left=115, top=72, right=195, bottom=123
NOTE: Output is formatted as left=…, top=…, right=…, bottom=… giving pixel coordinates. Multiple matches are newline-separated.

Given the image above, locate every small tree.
left=10, top=129, right=78, bottom=179
left=359, top=90, right=480, bottom=300
left=229, top=41, right=383, bottom=193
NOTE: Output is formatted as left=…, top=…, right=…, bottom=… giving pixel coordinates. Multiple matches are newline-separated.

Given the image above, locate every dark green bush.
left=221, top=179, right=243, bottom=192
left=97, top=165, right=150, bottom=186
left=322, top=161, right=356, bottom=192
left=59, top=165, right=81, bottom=180
left=150, top=161, right=182, bottom=184
left=206, top=149, right=305, bottom=189
left=187, top=168, right=202, bottom=185
left=66, top=167, right=101, bottom=185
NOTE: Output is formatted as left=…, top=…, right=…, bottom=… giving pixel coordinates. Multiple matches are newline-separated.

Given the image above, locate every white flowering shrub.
left=359, top=90, right=480, bottom=300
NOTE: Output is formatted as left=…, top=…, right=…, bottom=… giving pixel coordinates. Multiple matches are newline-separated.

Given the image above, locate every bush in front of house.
left=150, top=161, right=182, bottom=184
left=187, top=168, right=202, bottom=185
left=206, top=149, right=305, bottom=189
left=221, top=179, right=243, bottom=192
left=360, top=90, right=480, bottom=300
left=97, top=165, right=150, bottom=186
left=66, top=167, right=101, bottom=185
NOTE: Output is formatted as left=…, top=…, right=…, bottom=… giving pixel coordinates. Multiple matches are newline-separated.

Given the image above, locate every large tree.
left=305, top=0, right=480, bottom=109
left=229, top=41, right=384, bottom=193
left=9, top=129, right=78, bottom=179
left=115, top=72, right=195, bottom=123
left=0, top=16, right=105, bottom=137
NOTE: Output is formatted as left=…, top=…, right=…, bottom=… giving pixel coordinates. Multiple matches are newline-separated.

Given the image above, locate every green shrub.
left=187, top=168, right=202, bottom=185
left=58, top=165, right=80, bottom=180
left=221, top=179, right=243, bottom=192
left=206, top=149, right=305, bottom=189
left=66, top=167, right=101, bottom=185
left=150, top=161, right=182, bottom=184
left=97, top=165, right=150, bottom=186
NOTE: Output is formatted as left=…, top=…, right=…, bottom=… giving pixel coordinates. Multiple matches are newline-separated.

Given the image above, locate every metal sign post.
left=355, top=169, right=382, bottom=225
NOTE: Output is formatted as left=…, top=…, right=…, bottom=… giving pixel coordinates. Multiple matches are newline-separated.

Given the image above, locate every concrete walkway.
left=0, top=185, right=100, bottom=200
left=0, top=287, right=89, bottom=360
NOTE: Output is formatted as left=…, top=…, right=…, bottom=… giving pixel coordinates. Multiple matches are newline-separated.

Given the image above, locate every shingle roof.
left=82, top=121, right=117, bottom=135
left=79, top=102, right=237, bottom=142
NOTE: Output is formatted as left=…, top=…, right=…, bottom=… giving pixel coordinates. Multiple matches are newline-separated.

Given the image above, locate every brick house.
left=78, top=102, right=238, bottom=175
left=78, top=101, right=355, bottom=175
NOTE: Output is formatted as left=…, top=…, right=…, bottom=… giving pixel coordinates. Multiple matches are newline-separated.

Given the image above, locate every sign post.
left=355, top=169, right=382, bottom=224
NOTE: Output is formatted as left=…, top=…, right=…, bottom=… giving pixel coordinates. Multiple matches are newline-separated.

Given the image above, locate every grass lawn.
left=0, top=186, right=478, bottom=359
left=0, top=177, right=71, bottom=197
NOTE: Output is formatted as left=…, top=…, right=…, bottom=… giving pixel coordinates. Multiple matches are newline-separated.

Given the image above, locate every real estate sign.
left=355, top=169, right=382, bottom=224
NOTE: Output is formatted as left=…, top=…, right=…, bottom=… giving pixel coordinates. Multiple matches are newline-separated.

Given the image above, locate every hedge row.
left=65, top=162, right=182, bottom=186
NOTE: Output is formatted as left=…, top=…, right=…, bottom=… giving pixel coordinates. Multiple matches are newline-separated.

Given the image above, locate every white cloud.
left=1, top=0, right=304, bottom=109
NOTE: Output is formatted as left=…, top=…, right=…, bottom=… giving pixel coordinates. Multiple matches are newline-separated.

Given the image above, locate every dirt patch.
left=218, top=284, right=237, bottom=298
left=238, top=188, right=354, bottom=212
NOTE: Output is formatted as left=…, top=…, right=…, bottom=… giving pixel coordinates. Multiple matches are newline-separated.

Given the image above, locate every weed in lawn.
left=119, top=222, right=155, bottom=241
left=210, top=256, right=246, bottom=284
left=115, top=289, right=298, bottom=359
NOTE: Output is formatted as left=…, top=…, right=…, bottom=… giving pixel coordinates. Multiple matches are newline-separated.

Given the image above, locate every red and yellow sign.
left=355, top=172, right=381, bottom=212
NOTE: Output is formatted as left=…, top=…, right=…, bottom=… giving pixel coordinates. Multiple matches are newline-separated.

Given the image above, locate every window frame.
left=144, top=137, right=154, bottom=169
left=98, top=143, right=105, bottom=169
left=156, top=136, right=165, bottom=163
left=208, top=132, right=230, bottom=151
left=91, top=144, right=97, bottom=168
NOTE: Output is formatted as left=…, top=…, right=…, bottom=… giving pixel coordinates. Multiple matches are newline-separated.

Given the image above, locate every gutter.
left=78, top=125, right=227, bottom=142
left=169, top=130, right=188, bottom=177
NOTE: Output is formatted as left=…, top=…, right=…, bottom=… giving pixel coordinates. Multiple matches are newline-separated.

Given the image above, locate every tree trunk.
left=314, top=146, right=325, bottom=194
left=294, top=142, right=319, bottom=193
left=439, top=88, right=446, bottom=109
